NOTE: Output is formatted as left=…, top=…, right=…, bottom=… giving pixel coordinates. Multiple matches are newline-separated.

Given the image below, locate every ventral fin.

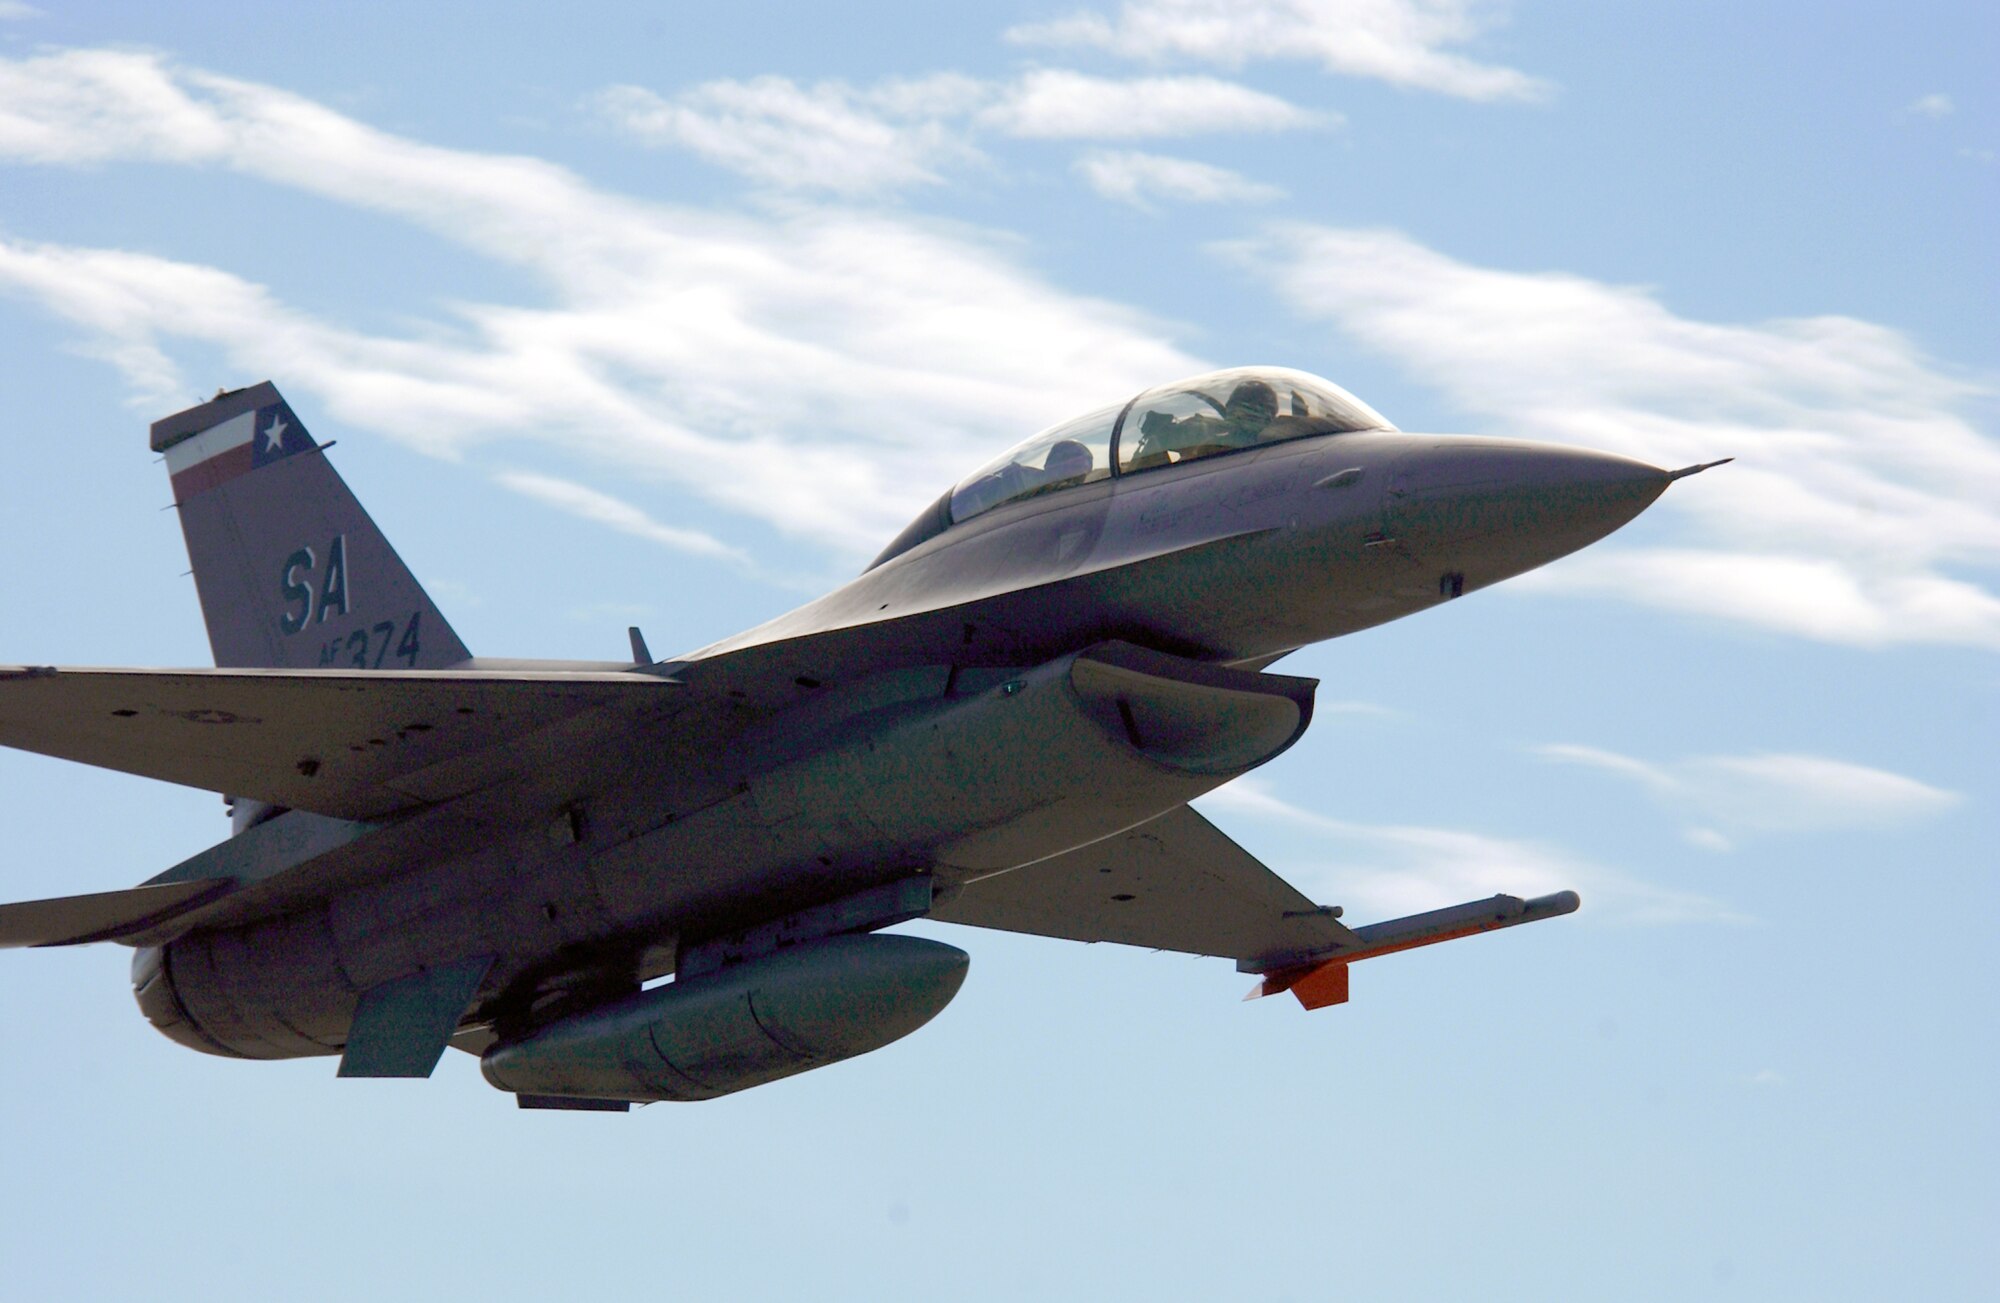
left=338, top=955, right=494, bottom=1078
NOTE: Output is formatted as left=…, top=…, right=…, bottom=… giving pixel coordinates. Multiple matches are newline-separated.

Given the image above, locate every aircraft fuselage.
left=0, top=366, right=1711, bottom=1103
left=131, top=418, right=1671, bottom=1064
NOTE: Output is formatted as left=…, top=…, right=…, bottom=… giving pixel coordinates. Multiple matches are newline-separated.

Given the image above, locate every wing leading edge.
left=931, top=804, right=1357, bottom=968
left=931, top=804, right=1580, bottom=1006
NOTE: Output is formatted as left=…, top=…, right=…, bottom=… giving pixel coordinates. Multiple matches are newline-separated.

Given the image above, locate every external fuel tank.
left=480, top=933, right=969, bottom=1104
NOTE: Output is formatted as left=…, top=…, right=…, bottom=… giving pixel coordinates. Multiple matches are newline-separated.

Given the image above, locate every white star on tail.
left=261, top=413, right=289, bottom=453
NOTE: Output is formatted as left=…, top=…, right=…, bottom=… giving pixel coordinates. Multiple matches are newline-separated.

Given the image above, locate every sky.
left=0, top=2, right=1993, bottom=1298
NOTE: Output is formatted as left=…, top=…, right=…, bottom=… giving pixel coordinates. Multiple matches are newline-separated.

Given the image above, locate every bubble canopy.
left=870, top=369, right=1393, bottom=570
left=950, top=367, right=1392, bottom=524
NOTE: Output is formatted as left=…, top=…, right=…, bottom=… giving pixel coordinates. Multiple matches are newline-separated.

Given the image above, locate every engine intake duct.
left=1067, top=641, right=1313, bottom=775
left=481, top=933, right=968, bottom=1105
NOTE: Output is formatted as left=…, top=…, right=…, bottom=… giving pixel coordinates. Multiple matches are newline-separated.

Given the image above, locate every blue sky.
left=0, top=2, right=1993, bottom=1298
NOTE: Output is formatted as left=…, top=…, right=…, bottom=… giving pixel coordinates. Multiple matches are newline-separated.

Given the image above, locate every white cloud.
left=1197, top=776, right=1739, bottom=924
left=0, top=2, right=41, bottom=20
left=493, top=472, right=748, bottom=563
left=1223, top=224, right=2000, bottom=649
left=1683, top=827, right=1732, bottom=853
left=1535, top=742, right=1961, bottom=836
left=595, top=76, right=982, bottom=195
left=596, top=68, right=1316, bottom=193
left=1533, top=742, right=1677, bottom=795
left=1905, top=92, right=1954, bottom=119
left=1008, top=0, right=1550, bottom=102
left=981, top=69, right=1320, bottom=138
left=0, top=48, right=228, bottom=162
left=1518, top=550, right=2000, bottom=649
left=1075, top=148, right=1284, bottom=206
left=0, top=49, right=1200, bottom=557
left=1693, top=753, right=1962, bottom=831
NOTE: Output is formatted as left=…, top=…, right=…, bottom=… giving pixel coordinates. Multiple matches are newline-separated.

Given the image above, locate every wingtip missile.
left=1244, top=889, right=1581, bottom=1009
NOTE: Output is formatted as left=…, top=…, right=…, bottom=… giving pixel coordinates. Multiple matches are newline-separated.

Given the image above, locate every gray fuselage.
left=133, top=421, right=1672, bottom=1062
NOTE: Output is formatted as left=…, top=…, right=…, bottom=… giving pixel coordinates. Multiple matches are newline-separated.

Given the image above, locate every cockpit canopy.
left=871, top=368, right=1394, bottom=569
left=950, top=368, right=1392, bottom=525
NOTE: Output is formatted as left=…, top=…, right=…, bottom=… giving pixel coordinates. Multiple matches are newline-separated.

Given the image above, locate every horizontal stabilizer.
left=931, top=804, right=1355, bottom=964
left=0, top=879, right=232, bottom=948
left=0, top=665, right=680, bottom=820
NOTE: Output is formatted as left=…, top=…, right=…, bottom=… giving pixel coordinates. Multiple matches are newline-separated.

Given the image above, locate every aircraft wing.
left=931, top=804, right=1355, bottom=967
left=0, top=665, right=682, bottom=821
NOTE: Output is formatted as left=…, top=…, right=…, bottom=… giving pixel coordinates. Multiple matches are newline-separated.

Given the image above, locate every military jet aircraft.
left=0, top=368, right=1724, bottom=1110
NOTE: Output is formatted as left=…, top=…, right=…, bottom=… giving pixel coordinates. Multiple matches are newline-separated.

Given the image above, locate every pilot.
left=1220, top=380, right=1278, bottom=441
left=1040, top=438, right=1094, bottom=490
left=1131, top=379, right=1280, bottom=469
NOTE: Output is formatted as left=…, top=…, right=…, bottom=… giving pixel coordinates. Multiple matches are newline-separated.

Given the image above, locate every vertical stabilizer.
left=152, top=384, right=470, bottom=670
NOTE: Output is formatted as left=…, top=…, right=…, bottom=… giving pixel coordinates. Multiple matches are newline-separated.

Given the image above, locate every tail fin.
left=152, top=383, right=471, bottom=671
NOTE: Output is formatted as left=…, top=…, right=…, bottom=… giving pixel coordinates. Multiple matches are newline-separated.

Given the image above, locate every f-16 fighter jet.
left=0, top=368, right=1725, bottom=1110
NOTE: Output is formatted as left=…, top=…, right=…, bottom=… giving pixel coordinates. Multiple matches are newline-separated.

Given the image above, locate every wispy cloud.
left=1905, top=92, right=1954, bottom=119
left=1535, top=742, right=1961, bottom=839
left=981, top=68, right=1320, bottom=137
left=1683, top=827, right=1732, bottom=853
left=1075, top=148, right=1285, bottom=207
left=1197, top=776, right=1740, bottom=924
left=596, top=76, right=981, bottom=195
left=493, top=471, right=748, bottom=563
left=597, top=68, right=1317, bottom=193
left=0, top=2, right=41, bottom=21
left=1008, top=0, right=1551, bottom=102
left=1222, top=224, right=2000, bottom=649
left=1532, top=742, right=1678, bottom=795
left=0, top=49, right=1200, bottom=557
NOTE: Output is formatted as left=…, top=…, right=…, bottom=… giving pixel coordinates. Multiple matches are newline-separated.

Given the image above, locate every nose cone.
left=1383, top=437, right=1671, bottom=584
